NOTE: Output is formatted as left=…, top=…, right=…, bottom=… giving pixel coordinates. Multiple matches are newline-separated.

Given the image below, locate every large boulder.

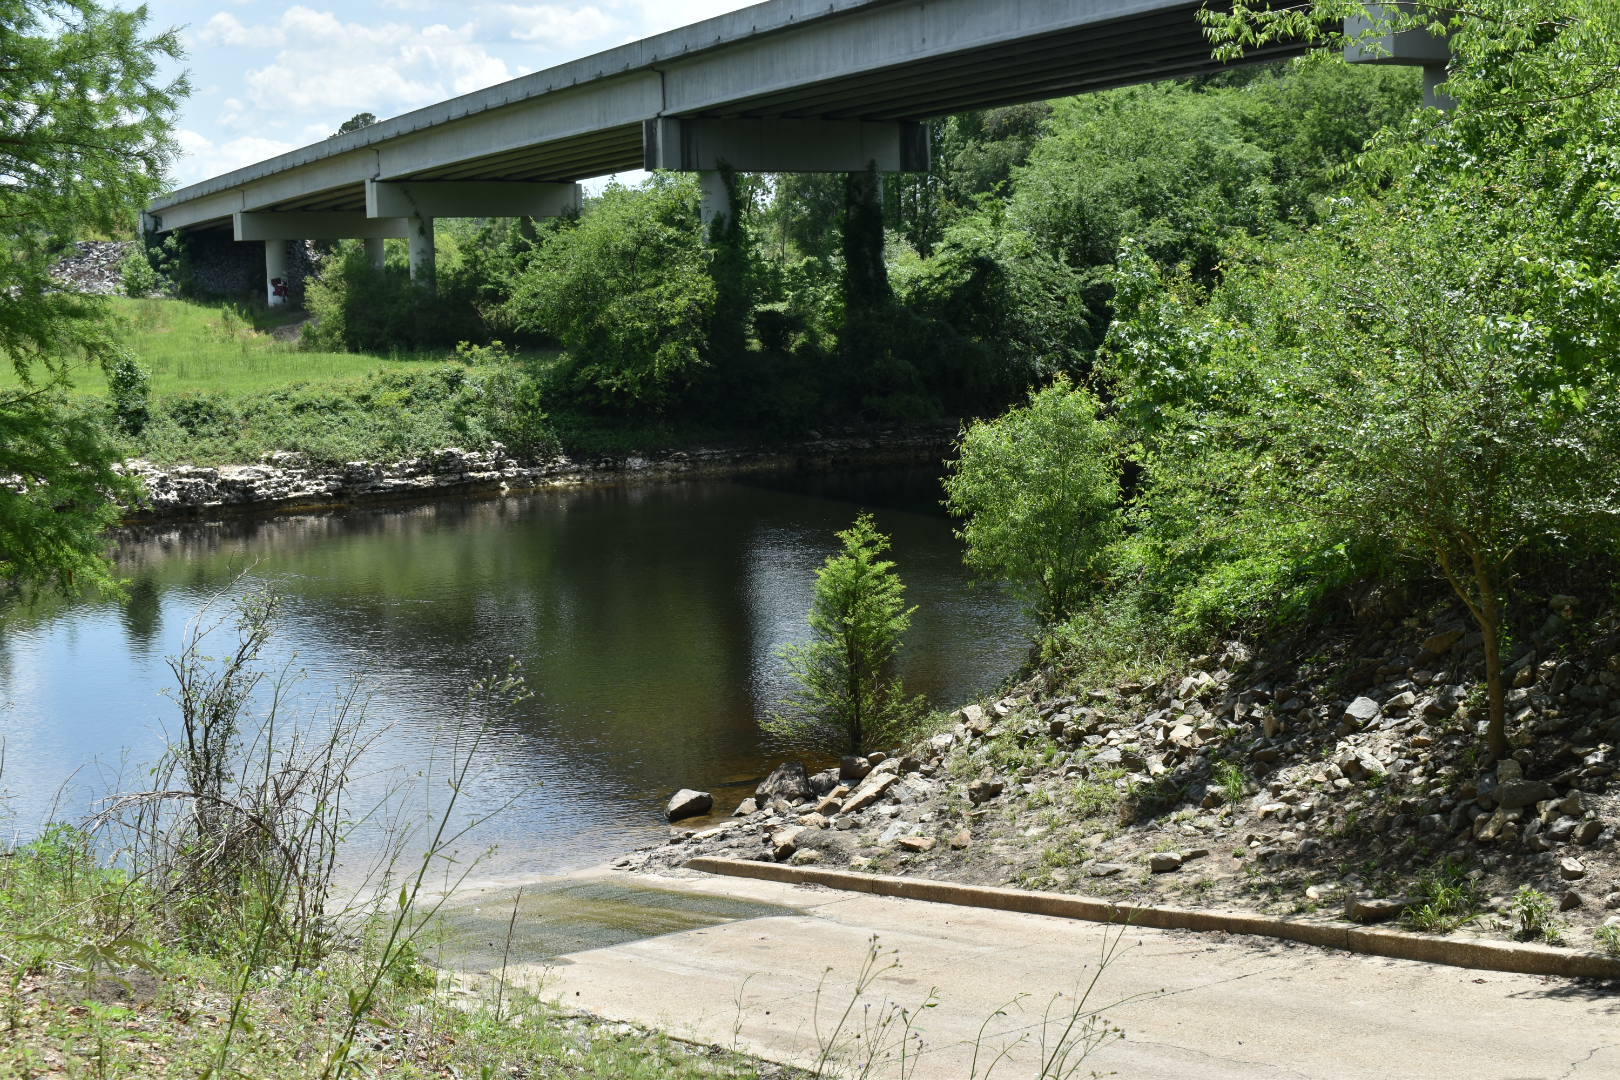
left=808, top=768, right=841, bottom=797
left=1495, top=779, right=1558, bottom=810
left=756, top=762, right=811, bottom=803
left=665, top=789, right=714, bottom=822
left=770, top=826, right=807, bottom=862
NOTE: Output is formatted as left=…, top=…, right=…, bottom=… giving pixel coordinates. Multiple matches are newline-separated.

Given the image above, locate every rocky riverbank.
left=632, top=591, right=1620, bottom=956
left=118, top=427, right=956, bottom=522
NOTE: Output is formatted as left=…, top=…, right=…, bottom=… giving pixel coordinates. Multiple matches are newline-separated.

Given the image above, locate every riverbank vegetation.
left=87, top=57, right=1419, bottom=472
left=651, top=0, right=1620, bottom=950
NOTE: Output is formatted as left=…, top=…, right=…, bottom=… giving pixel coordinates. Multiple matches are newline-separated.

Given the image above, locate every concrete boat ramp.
left=431, top=867, right=1618, bottom=1079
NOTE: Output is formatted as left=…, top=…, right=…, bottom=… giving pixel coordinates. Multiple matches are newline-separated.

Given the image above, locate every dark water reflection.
left=0, top=468, right=1026, bottom=878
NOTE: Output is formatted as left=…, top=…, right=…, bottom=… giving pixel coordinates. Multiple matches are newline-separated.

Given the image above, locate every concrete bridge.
left=146, top=0, right=1448, bottom=304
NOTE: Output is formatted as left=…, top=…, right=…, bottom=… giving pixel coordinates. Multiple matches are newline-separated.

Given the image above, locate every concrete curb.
left=685, top=857, right=1620, bottom=981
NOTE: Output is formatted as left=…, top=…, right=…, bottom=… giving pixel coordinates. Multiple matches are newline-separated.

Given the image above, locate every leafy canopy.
left=944, top=377, right=1121, bottom=627
left=0, top=0, right=184, bottom=593
left=1100, top=0, right=1620, bottom=755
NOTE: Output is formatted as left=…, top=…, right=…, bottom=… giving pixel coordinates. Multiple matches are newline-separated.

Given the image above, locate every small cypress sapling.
left=768, top=513, right=924, bottom=756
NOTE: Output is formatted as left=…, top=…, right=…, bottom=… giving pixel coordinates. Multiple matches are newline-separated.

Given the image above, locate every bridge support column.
left=364, top=237, right=387, bottom=269
left=264, top=240, right=288, bottom=308
left=408, top=213, right=435, bottom=290
left=698, top=170, right=731, bottom=234
left=1421, top=64, right=1450, bottom=110
left=1346, top=6, right=1453, bottom=111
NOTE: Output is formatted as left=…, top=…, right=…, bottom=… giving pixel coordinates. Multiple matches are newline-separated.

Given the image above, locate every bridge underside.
left=168, top=1, right=1306, bottom=231
left=147, top=0, right=1449, bottom=306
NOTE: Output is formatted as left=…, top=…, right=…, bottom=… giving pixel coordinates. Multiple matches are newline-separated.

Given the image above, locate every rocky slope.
left=632, top=592, right=1620, bottom=954
left=50, top=240, right=132, bottom=295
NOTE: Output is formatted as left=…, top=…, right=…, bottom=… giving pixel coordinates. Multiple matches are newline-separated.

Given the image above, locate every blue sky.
left=144, top=0, right=758, bottom=188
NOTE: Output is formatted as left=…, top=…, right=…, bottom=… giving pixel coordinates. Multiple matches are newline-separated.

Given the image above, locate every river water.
left=0, top=467, right=1025, bottom=880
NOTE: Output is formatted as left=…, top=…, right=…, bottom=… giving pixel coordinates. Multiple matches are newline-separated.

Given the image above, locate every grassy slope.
left=0, top=828, right=795, bottom=1080
left=0, top=297, right=439, bottom=397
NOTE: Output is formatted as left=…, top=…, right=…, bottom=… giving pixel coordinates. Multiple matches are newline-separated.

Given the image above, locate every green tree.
left=1103, top=1, right=1620, bottom=759
left=333, top=112, right=377, bottom=137
left=502, top=177, right=715, bottom=413
left=768, top=514, right=922, bottom=756
left=0, top=0, right=184, bottom=593
left=943, top=378, right=1121, bottom=626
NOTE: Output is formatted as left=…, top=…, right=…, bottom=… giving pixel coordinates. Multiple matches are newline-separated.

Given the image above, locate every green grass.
left=0, top=825, right=791, bottom=1080
left=1, top=297, right=444, bottom=396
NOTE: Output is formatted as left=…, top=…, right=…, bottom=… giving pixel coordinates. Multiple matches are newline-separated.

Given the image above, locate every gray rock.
left=808, top=768, right=841, bottom=797
left=1345, top=896, right=1410, bottom=923
left=1495, top=780, right=1558, bottom=810
left=1344, top=697, right=1382, bottom=725
left=1546, top=816, right=1578, bottom=843
left=1422, top=629, right=1464, bottom=656
left=665, top=788, right=714, bottom=822
left=756, top=762, right=810, bottom=803
left=1149, top=852, right=1184, bottom=873
left=1574, top=819, right=1603, bottom=845
left=967, top=777, right=1005, bottom=805
left=732, top=797, right=758, bottom=818
left=1560, top=890, right=1585, bottom=912
left=840, top=755, right=872, bottom=782
left=770, top=826, right=807, bottom=862
left=1560, top=857, right=1587, bottom=880
left=960, top=704, right=993, bottom=736
left=840, top=772, right=899, bottom=814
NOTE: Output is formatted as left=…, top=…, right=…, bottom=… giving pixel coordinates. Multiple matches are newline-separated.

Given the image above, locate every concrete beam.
left=1345, top=3, right=1452, bottom=109
left=644, top=118, right=930, bottom=174
left=234, top=211, right=411, bottom=242
left=364, top=180, right=582, bottom=220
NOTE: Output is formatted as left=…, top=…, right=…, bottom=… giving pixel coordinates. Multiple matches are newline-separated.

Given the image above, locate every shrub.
left=502, top=178, right=715, bottom=414
left=767, top=513, right=925, bottom=755
left=104, top=350, right=151, bottom=435
left=1509, top=886, right=1564, bottom=945
left=1401, top=860, right=1484, bottom=934
left=943, top=376, right=1121, bottom=625
left=118, top=245, right=163, bottom=297
left=303, top=241, right=482, bottom=353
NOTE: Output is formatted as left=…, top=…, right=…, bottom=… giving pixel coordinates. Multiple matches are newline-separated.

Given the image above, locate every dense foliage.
left=285, top=59, right=1418, bottom=437
left=944, top=378, right=1120, bottom=626
left=0, top=0, right=183, bottom=592
left=1060, top=0, right=1620, bottom=757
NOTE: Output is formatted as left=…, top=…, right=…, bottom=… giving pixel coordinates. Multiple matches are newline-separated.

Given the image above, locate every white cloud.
left=617, top=0, right=755, bottom=36
left=238, top=7, right=514, bottom=114
left=173, top=130, right=299, bottom=186
left=174, top=1, right=767, bottom=188
left=486, top=4, right=620, bottom=46
left=198, top=12, right=285, bottom=47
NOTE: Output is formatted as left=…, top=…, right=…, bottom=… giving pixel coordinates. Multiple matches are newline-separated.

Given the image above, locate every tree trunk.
left=1478, top=568, right=1508, bottom=762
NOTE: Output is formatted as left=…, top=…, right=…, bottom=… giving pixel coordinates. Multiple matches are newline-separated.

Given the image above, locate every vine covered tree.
left=0, top=0, right=185, bottom=593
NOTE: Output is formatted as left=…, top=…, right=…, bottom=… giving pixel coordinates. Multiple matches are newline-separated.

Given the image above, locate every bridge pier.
left=364, top=238, right=387, bottom=270
left=1345, top=7, right=1453, bottom=110
left=698, top=171, right=731, bottom=232
left=235, top=211, right=411, bottom=306
left=263, top=240, right=288, bottom=307
left=408, top=213, right=436, bottom=289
